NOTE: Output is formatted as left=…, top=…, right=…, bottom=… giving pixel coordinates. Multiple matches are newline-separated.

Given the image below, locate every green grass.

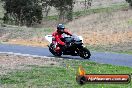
left=127, top=19, right=132, bottom=25
left=117, top=51, right=132, bottom=55
left=0, top=60, right=132, bottom=88
left=43, top=15, right=58, bottom=21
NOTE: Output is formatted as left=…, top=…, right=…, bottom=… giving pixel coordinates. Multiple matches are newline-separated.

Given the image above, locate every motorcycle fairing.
left=45, top=34, right=83, bottom=43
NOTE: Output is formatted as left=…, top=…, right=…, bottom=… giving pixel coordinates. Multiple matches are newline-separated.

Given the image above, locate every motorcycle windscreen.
left=78, top=36, right=83, bottom=43
left=45, top=35, right=53, bottom=43
left=71, top=34, right=83, bottom=43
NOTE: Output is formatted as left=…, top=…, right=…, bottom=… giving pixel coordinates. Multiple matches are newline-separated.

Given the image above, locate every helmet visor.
left=60, top=28, right=64, bottom=32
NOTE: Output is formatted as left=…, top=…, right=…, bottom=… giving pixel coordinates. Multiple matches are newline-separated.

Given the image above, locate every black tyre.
left=79, top=47, right=91, bottom=59
left=49, top=43, right=62, bottom=57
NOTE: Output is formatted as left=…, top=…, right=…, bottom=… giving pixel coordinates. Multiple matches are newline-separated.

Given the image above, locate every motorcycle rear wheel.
left=49, top=43, right=62, bottom=57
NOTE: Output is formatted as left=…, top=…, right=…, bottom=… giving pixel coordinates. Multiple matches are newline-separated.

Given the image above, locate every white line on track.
left=0, top=51, right=54, bottom=59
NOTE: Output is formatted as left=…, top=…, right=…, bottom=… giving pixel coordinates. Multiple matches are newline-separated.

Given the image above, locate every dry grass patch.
left=0, top=54, right=59, bottom=75
left=7, top=39, right=49, bottom=47
left=67, top=10, right=132, bottom=46
left=81, top=31, right=132, bottom=45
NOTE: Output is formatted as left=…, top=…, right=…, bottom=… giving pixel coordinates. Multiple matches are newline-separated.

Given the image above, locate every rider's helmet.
left=57, top=24, right=65, bottom=34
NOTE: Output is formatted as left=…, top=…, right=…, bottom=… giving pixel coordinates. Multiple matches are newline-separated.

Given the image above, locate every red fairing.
left=52, top=29, right=72, bottom=45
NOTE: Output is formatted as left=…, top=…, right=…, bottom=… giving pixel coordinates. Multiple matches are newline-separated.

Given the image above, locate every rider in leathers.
left=52, top=24, right=72, bottom=53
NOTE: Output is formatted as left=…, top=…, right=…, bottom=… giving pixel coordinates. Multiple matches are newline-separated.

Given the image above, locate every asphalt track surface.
left=0, top=44, right=132, bottom=67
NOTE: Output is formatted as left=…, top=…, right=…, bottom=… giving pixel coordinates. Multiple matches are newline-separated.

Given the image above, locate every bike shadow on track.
left=47, top=55, right=91, bottom=61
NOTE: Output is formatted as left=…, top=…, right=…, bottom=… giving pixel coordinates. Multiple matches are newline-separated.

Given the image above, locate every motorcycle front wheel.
left=78, top=47, right=91, bottom=59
